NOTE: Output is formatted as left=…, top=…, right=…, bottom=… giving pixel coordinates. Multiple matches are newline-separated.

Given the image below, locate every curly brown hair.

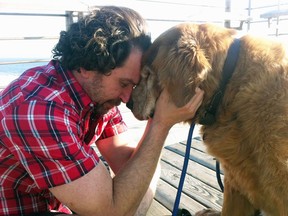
left=52, top=6, right=151, bottom=74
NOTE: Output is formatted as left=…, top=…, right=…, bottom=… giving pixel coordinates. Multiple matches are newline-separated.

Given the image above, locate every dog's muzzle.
left=126, top=99, right=154, bottom=119
left=126, top=99, right=133, bottom=111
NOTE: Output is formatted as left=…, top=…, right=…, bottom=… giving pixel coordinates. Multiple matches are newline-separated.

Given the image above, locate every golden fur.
left=129, top=23, right=288, bottom=215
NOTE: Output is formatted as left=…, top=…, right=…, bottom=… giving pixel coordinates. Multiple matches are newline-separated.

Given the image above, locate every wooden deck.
left=147, top=137, right=224, bottom=216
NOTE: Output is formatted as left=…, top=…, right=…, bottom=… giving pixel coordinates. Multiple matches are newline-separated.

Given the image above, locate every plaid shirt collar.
left=53, top=60, right=95, bottom=116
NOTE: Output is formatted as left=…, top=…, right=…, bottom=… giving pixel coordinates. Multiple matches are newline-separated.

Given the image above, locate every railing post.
left=65, top=11, right=73, bottom=30
left=224, top=0, right=231, bottom=28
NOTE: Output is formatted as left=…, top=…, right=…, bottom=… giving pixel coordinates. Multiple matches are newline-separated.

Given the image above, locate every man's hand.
left=153, top=87, right=204, bottom=129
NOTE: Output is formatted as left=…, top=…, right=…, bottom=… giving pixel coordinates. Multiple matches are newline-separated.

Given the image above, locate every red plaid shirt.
left=0, top=60, right=127, bottom=215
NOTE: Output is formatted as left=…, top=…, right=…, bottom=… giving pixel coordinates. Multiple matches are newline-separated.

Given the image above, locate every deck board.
left=165, top=142, right=224, bottom=174
left=161, top=148, right=222, bottom=190
left=147, top=137, right=224, bottom=215
left=146, top=199, right=171, bottom=216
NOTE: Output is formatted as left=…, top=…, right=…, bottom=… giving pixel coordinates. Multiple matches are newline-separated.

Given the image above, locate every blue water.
left=0, top=39, right=55, bottom=87
left=0, top=59, right=49, bottom=87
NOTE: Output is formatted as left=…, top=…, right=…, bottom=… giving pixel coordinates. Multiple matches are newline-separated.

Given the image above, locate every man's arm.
left=96, top=132, right=136, bottom=175
left=49, top=88, right=204, bottom=216
left=49, top=118, right=168, bottom=216
left=96, top=121, right=162, bottom=215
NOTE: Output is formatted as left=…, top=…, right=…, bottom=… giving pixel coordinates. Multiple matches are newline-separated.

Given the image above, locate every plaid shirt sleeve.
left=4, top=99, right=99, bottom=189
left=97, top=107, right=128, bottom=140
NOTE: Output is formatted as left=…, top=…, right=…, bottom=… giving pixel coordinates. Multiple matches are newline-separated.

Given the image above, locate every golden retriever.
left=128, top=23, right=288, bottom=215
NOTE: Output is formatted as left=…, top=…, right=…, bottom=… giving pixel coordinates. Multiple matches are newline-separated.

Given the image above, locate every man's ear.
left=78, top=67, right=92, bottom=79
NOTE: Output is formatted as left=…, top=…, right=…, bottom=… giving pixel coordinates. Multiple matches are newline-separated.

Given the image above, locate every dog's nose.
left=126, top=99, right=134, bottom=111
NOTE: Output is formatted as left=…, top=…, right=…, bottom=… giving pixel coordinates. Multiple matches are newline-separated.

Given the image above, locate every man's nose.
left=120, top=87, right=133, bottom=103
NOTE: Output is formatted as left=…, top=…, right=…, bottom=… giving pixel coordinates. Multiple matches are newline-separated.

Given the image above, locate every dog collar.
left=199, top=38, right=241, bottom=125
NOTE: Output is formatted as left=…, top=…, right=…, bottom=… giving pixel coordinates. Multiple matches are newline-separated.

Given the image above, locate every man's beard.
left=94, top=99, right=122, bottom=115
left=86, top=74, right=122, bottom=115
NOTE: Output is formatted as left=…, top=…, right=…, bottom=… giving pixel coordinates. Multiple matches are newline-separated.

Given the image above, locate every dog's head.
left=127, top=23, right=236, bottom=121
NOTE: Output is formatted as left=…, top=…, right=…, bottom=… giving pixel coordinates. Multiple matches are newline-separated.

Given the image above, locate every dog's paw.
left=195, top=208, right=221, bottom=216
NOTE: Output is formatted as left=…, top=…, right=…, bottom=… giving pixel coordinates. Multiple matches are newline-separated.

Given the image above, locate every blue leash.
left=172, top=123, right=195, bottom=216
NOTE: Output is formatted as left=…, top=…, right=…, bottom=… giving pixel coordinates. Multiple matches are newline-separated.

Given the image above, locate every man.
left=0, top=6, right=204, bottom=216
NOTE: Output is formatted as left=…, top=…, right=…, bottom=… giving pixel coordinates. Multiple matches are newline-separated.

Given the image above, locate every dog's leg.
left=221, top=182, right=257, bottom=216
left=195, top=182, right=258, bottom=216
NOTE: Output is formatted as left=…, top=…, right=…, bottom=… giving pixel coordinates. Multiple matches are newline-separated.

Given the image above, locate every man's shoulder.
left=18, top=61, right=77, bottom=106
left=0, top=65, right=77, bottom=117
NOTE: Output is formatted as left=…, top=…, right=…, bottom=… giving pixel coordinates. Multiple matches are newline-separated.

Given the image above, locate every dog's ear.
left=157, top=33, right=211, bottom=107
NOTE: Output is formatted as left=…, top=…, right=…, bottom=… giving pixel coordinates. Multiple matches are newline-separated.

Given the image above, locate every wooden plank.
left=165, top=142, right=224, bottom=174
left=147, top=199, right=171, bottom=216
left=161, top=147, right=224, bottom=191
left=180, top=136, right=207, bottom=153
left=154, top=178, right=206, bottom=215
left=160, top=160, right=223, bottom=210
